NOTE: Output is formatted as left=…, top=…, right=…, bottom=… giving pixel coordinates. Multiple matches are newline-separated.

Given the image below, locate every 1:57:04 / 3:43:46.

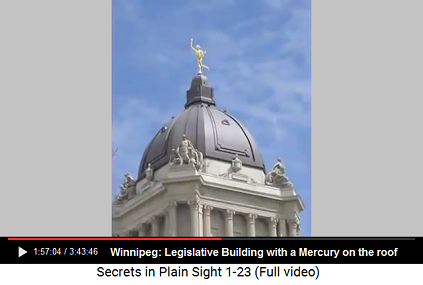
left=33, top=248, right=98, bottom=256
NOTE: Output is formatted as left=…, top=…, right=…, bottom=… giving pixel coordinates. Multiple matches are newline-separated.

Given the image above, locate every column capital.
left=203, top=205, right=213, bottom=212
left=225, top=209, right=235, bottom=218
left=269, top=217, right=278, bottom=227
left=248, top=213, right=258, bottom=220
left=166, top=202, right=178, bottom=214
left=188, top=200, right=200, bottom=209
left=135, top=223, right=144, bottom=230
left=149, top=215, right=157, bottom=223
left=287, top=218, right=300, bottom=236
left=287, top=218, right=299, bottom=227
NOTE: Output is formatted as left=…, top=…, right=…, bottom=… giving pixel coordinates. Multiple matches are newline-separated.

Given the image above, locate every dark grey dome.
left=138, top=74, right=265, bottom=180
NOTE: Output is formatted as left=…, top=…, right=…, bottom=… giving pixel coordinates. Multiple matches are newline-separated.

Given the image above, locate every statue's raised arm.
left=190, top=38, right=196, bottom=51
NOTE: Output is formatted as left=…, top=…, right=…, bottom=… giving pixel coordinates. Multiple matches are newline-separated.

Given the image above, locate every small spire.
left=185, top=73, right=215, bottom=108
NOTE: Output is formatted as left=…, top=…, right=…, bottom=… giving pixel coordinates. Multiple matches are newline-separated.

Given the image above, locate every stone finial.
left=146, top=163, right=154, bottom=181
left=231, top=154, right=242, bottom=173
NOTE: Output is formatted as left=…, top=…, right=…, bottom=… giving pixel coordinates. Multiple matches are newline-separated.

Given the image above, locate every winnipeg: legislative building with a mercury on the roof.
left=112, top=39, right=304, bottom=237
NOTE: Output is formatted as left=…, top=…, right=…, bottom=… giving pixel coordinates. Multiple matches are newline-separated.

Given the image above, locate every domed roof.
left=138, top=74, right=265, bottom=180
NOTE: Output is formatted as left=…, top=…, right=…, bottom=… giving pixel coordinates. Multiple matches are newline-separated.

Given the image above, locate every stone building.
left=112, top=72, right=304, bottom=237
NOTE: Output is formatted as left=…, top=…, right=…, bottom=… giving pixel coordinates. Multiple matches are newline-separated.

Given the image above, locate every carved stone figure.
left=169, top=148, right=182, bottom=165
left=191, top=38, right=209, bottom=74
left=189, top=146, right=203, bottom=171
left=267, top=158, right=291, bottom=187
left=123, top=173, right=135, bottom=187
left=169, top=134, right=203, bottom=171
left=177, top=134, right=193, bottom=164
left=116, top=173, right=135, bottom=202
left=117, top=184, right=127, bottom=202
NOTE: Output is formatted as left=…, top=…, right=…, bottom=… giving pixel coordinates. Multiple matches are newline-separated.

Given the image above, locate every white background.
left=1, top=264, right=421, bottom=284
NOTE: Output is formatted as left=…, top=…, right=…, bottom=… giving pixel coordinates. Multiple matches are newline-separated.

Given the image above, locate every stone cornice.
left=200, top=174, right=293, bottom=199
left=126, top=203, right=170, bottom=231
left=200, top=183, right=304, bottom=212
left=161, top=172, right=202, bottom=184
left=113, top=183, right=166, bottom=218
left=199, top=197, right=279, bottom=218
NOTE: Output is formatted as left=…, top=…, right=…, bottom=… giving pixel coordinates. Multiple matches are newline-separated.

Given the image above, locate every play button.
left=18, top=247, right=27, bottom=257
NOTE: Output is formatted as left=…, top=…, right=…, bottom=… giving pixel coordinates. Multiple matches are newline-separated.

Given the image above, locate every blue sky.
left=112, top=0, right=311, bottom=236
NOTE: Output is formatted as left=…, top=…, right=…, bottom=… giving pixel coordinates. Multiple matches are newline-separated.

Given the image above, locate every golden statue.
left=191, top=38, right=209, bottom=74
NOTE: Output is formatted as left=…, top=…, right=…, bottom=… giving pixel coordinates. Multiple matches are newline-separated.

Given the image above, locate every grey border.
left=312, top=0, right=423, bottom=236
left=2, top=0, right=422, bottom=237
left=0, top=1, right=112, bottom=236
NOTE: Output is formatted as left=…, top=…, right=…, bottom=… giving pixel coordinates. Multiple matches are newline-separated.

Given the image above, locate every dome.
left=138, top=74, right=265, bottom=180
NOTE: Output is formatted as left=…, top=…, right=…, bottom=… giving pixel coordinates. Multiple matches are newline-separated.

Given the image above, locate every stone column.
left=278, top=219, right=287, bottom=237
left=287, top=219, right=299, bottom=237
left=203, top=205, right=213, bottom=237
left=137, top=224, right=146, bottom=237
left=188, top=201, right=200, bottom=236
left=269, top=218, right=278, bottom=237
left=225, top=210, right=235, bottom=237
left=198, top=204, right=204, bottom=237
left=151, top=216, right=159, bottom=236
left=247, top=214, right=257, bottom=237
left=168, top=202, right=178, bottom=237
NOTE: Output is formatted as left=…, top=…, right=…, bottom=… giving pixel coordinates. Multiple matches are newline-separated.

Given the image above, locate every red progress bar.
left=8, top=238, right=222, bottom=241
